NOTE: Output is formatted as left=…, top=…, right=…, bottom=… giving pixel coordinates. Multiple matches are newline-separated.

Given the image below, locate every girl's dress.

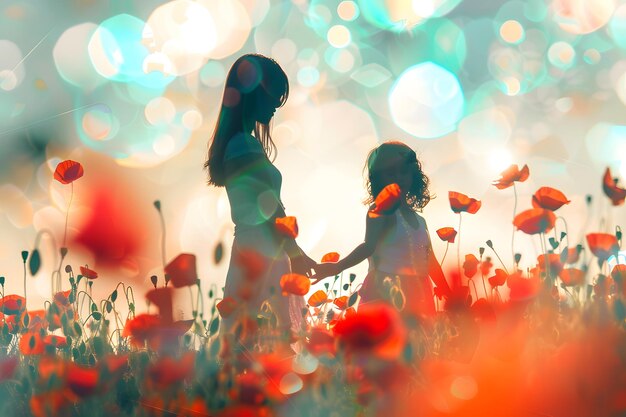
left=359, top=209, right=436, bottom=317
left=221, top=133, right=306, bottom=333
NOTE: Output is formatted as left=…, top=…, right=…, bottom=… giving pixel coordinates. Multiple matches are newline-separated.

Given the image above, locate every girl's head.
left=205, top=54, right=289, bottom=186
left=365, top=141, right=432, bottom=211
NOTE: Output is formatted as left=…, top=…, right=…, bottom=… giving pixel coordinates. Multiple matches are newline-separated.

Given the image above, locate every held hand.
left=290, top=252, right=316, bottom=277
left=310, top=262, right=340, bottom=285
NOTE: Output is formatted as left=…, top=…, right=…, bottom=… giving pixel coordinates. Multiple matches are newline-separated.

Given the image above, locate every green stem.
left=440, top=242, right=449, bottom=265
left=63, top=183, right=74, bottom=248
left=457, top=213, right=462, bottom=276
left=512, top=182, right=518, bottom=266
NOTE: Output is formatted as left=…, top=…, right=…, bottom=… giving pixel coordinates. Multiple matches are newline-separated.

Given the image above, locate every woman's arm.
left=426, top=231, right=452, bottom=296
left=312, top=210, right=390, bottom=283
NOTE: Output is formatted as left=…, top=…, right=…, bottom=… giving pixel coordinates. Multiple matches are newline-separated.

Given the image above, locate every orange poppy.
left=307, top=290, right=328, bottom=307
left=492, top=164, right=530, bottom=189
left=564, top=246, right=581, bottom=264
left=104, top=355, right=129, bottom=376
left=146, top=287, right=173, bottom=323
left=507, top=273, right=540, bottom=302
left=586, top=233, right=619, bottom=261
left=332, top=302, right=406, bottom=360
left=602, top=167, right=626, bottom=206
left=79, top=265, right=98, bottom=279
left=0, top=294, right=26, bottom=315
left=164, top=253, right=198, bottom=288
left=369, top=183, right=402, bottom=217
left=513, top=208, right=556, bottom=235
left=436, top=227, right=457, bottom=243
left=306, top=327, right=335, bottom=357
left=66, top=363, right=99, bottom=397
left=333, top=295, right=348, bottom=310
left=531, top=186, right=570, bottom=211
left=26, top=310, right=48, bottom=332
left=463, top=254, right=479, bottom=278
left=216, top=297, right=237, bottom=318
left=559, top=268, right=585, bottom=287
left=20, top=331, right=45, bottom=355
left=53, top=160, right=84, bottom=184
left=279, top=273, right=310, bottom=296
left=53, top=290, right=72, bottom=307
left=471, top=298, right=496, bottom=321
left=433, top=286, right=448, bottom=300
left=321, top=252, right=340, bottom=263
left=537, top=253, right=564, bottom=277
left=448, top=191, right=481, bottom=214
left=30, top=390, right=70, bottom=417
left=488, top=269, right=508, bottom=287
left=122, top=314, right=161, bottom=348
left=275, top=216, right=298, bottom=239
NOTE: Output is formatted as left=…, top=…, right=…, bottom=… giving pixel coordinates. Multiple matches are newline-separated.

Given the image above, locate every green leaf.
left=79, top=341, right=86, bottom=355
left=73, top=322, right=82, bottom=337
left=560, top=232, right=567, bottom=241
left=105, top=301, right=113, bottom=314
left=548, top=237, right=559, bottom=250
left=92, top=312, right=102, bottom=321
left=29, top=249, right=41, bottom=276
left=111, top=290, right=118, bottom=303
left=209, top=317, right=220, bottom=336
left=348, top=291, right=359, bottom=308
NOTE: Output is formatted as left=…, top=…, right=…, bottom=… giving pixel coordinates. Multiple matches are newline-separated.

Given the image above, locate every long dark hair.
left=364, top=141, right=433, bottom=211
left=204, top=54, right=289, bottom=186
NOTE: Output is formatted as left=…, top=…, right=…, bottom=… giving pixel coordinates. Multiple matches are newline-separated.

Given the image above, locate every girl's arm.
left=312, top=209, right=390, bottom=283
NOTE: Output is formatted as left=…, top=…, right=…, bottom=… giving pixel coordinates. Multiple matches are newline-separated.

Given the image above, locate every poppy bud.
left=21, top=251, right=28, bottom=263
left=60, top=247, right=68, bottom=257
left=479, top=247, right=485, bottom=256
left=486, top=240, right=493, bottom=248
left=514, top=253, right=522, bottom=264
left=65, top=265, right=72, bottom=273
left=586, top=194, right=592, bottom=205
left=0, top=276, right=4, bottom=286
left=150, top=275, right=158, bottom=288
left=153, top=200, right=161, bottom=211
left=617, top=228, right=622, bottom=242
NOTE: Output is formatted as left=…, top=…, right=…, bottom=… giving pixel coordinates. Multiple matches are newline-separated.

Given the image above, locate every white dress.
left=221, top=133, right=306, bottom=333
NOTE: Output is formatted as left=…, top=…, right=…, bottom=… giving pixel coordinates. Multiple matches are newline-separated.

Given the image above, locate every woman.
left=205, top=54, right=315, bottom=345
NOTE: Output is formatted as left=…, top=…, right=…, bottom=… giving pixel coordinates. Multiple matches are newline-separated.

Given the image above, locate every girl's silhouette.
left=313, top=141, right=451, bottom=317
left=205, top=54, right=315, bottom=345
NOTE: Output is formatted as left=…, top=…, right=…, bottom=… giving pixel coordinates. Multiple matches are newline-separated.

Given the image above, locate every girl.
left=313, top=141, right=451, bottom=317
left=205, top=54, right=316, bottom=342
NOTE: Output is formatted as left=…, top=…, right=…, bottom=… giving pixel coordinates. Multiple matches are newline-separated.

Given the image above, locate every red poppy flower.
left=480, top=257, right=493, bottom=276
left=54, top=160, right=84, bottom=184
left=307, top=290, right=328, bottom=307
left=104, top=355, right=129, bottom=375
left=306, top=327, right=335, bottom=357
left=0, top=295, right=26, bottom=315
left=66, top=363, right=99, bottom=397
left=513, top=208, right=556, bottom=235
left=507, top=273, right=540, bottom=302
left=148, top=351, right=195, bottom=387
left=488, top=269, right=508, bottom=287
left=217, top=405, right=272, bottom=417
left=492, top=164, right=530, bottom=189
left=279, top=273, right=310, bottom=296
left=20, top=331, right=45, bottom=355
left=53, top=290, right=72, bottom=307
left=321, top=252, right=340, bottom=263
left=436, top=227, right=457, bottom=243
left=537, top=253, right=564, bottom=277
left=564, top=246, right=581, bottom=264
left=531, top=186, right=570, bottom=211
left=122, top=314, right=161, bottom=348
left=448, top=191, right=481, bottom=214
left=164, top=253, right=197, bottom=288
left=333, top=302, right=406, bottom=359
left=30, top=390, right=70, bottom=417
left=471, top=298, right=496, bottom=321
left=559, top=268, right=585, bottom=287
left=79, top=265, right=98, bottom=279
left=25, top=310, right=47, bottom=332
left=602, top=167, right=626, bottom=206
left=333, top=295, right=348, bottom=310
left=463, top=254, right=479, bottom=278
left=216, top=297, right=237, bottom=318
left=146, top=287, right=173, bottom=323
left=275, top=216, right=298, bottom=239
left=235, top=249, right=266, bottom=281
left=0, top=356, right=18, bottom=383
left=433, top=286, right=448, bottom=300
left=586, top=233, right=619, bottom=262
left=369, top=183, right=402, bottom=217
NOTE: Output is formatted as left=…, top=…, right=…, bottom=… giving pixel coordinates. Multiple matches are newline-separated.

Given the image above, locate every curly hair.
left=364, top=141, right=433, bottom=212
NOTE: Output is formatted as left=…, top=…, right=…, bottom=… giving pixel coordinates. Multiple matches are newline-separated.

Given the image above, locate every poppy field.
left=0, top=159, right=625, bottom=417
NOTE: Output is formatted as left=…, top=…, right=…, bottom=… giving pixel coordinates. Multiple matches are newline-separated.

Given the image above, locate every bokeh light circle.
left=552, top=0, right=615, bottom=35
left=608, top=4, right=626, bottom=49
left=145, top=97, right=176, bottom=125
left=81, top=104, right=117, bottom=141
left=0, top=40, right=24, bottom=91
left=327, top=25, right=351, bottom=48
left=279, top=372, right=303, bottom=395
left=53, top=23, right=105, bottom=90
left=338, top=1, right=359, bottom=21
left=548, top=41, right=576, bottom=69
left=500, top=20, right=525, bottom=44
left=458, top=107, right=512, bottom=155
left=358, top=0, right=462, bottom=31
left=388, top=62, right=465, bottom=139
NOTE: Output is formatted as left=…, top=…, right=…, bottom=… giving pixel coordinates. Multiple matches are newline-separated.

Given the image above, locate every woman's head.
left=205, top=54, right=289, bottom=186
left=365, top=141, right=432, bottom=211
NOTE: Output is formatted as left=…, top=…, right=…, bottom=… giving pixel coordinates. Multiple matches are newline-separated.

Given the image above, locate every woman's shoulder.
left=225, top=133, right=263, bottom=160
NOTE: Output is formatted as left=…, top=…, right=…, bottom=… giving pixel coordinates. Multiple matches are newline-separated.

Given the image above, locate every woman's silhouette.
left=205, top=54, right=315, bottom=347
